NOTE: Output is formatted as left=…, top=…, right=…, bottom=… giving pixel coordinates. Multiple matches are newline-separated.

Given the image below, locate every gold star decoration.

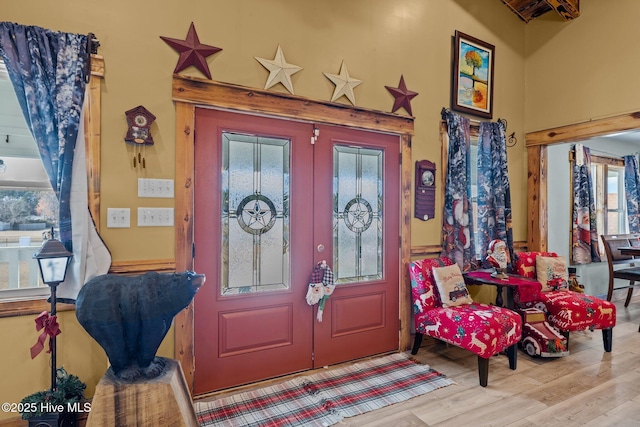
left=160, top=22, right=222, bottom=80
left=255, top=45, right=302, bottom=94
left=323, top=61, right=362, bottom=105
left=385, top=75, right=418, bottom=116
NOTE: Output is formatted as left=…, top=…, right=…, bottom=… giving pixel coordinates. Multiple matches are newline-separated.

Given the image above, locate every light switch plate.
left=107, top=208, right=130, bottom=228
left=138, top=178, right=174, bottom=198
left=138, top=207, right=174, bottom=227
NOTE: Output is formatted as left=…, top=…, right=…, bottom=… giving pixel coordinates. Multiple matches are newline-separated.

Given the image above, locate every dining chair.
left=600, top=233, right=640, bottom=306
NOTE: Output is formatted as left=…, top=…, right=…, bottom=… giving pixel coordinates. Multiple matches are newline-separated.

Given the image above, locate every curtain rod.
left=440, top=107, right=506, bottom=127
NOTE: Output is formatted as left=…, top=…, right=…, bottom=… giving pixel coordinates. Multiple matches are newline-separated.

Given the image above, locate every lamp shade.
left=33, top=239, right=73, bottom=285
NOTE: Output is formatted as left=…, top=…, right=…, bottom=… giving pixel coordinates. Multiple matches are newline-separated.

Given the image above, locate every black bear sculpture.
left=76, top=270, right=205, bottom=381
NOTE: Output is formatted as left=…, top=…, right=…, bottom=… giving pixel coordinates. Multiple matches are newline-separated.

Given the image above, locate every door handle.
left=317, top=244, right=325, bottom=253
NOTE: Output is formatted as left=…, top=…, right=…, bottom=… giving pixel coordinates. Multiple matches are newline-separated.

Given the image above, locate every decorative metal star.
left=385, top=75, right=418, bottom=116
left=160, top=22, right=222, bottom=80
left=255, top=45, right=302, bottom=94
left=323, top=61, right=362, bottom=105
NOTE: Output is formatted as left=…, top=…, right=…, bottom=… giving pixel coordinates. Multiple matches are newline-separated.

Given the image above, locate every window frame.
left=604, top=163, right=626, bottom=233
left=587, top=155, right=626, bottom=257
left=0, top=55, right=104, bottom=316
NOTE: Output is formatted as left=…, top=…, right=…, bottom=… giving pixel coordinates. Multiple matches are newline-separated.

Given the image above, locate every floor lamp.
left=33, top=234, right=73, bottom=393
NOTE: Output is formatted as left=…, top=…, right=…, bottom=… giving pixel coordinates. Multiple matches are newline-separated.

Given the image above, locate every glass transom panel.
left=333, top=145, right=383, bottom=284
left=221, top=132, right=290, bottom=295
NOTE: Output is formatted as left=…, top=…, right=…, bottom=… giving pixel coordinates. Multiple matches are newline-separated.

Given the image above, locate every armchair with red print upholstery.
left=409, top=257, right=522, bottom=387
left=513, top=252, right=615, bottom=352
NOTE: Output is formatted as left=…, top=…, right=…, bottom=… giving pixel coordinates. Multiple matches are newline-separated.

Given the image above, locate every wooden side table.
left=463, top=270, right=542, bottom=309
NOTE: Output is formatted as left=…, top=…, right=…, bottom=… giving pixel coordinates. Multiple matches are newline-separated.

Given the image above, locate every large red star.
left=385, top=75, right=418, bottom=116
left=160, top=22, right=222, bottom=79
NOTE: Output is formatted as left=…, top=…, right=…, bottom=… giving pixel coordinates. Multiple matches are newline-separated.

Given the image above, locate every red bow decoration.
left=30, top=311, right=61, bottom=359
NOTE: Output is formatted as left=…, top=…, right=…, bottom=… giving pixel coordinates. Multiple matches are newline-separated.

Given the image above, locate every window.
left=0, top=55, right=103, bottom=305
left=590, top=156, right=626, bottom=255
left=590, top=158, right=626, bottom=234
left=470, top=140, right=481, bottom=258
left=0, top=67, right=56, bottom=298
left=605, top=165, right=626, bottom=233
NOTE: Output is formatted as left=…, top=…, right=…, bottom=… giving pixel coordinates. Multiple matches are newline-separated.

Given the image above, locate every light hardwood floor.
left=4, top=298, right=637, bottom=427
left=342, top=291, right=640, bottom=427
left=190, top=291, right=640, bottom=427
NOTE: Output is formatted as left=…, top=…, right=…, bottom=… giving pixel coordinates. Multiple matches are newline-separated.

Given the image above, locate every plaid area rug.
left=196, top=352, right=453, bottom=427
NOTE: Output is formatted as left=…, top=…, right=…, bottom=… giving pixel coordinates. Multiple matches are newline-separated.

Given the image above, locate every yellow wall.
left=0, top=308, right=173, bottom=421
left=2, top=0, right=528, bottom=255
left=0, top=311, right=105, bottom=415
left=525, top=0, right=640, bottom=131
left=0, top=0, right=534, bottom=420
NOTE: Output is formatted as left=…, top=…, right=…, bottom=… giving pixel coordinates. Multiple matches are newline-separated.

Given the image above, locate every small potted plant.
left=19, top=367, right=87, bottom=427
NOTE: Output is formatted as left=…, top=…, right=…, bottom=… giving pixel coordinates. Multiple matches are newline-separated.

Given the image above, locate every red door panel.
left=331, top=292, right=386, bottom=336
left=218, top=304, right=294, bottom=356
left=193, top=109, right=313, bottom=394
left=311, top=125, right=400, bottom=367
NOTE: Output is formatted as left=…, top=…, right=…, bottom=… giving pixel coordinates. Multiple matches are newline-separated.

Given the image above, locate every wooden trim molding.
left=85, top=54, right=104, bottom=228
left=410, top=240, right=528, bottom=259
left=172, top=75, right=414, bottom=393
left=525, top=111, right=640, bottom=147
left=0, top=299, right=76, bottom=319
left=106, top=258, right=175, bottom=275
left=399, top=133, right=413, bottom=353
left=173, top=76, right=415, bottom=134
left=525, top=110, right=640, bottom=250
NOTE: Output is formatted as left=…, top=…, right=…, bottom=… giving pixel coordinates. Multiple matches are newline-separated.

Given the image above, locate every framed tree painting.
left=452, top=31, right=495, bottom=119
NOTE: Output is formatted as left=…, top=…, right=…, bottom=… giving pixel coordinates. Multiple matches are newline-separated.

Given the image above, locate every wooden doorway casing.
left=171, top=75, right=414, bottom=392
left=526, top=111, right=640, bottom=252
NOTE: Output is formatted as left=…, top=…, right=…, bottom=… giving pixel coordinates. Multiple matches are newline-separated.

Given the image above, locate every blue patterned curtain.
left=476, top=120, right=515, bottom=268
left=624, top=154, right=640, bottom=233
left=441, top=109, right=476, bottom=271
left=571, top=144, right=601, bottom=264
left=0, top=22, right=90, bottom=252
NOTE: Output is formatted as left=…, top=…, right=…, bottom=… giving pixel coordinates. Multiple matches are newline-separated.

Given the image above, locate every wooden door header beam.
left=526, top=111, right=640, bottom=147
left=172, top=75, right=414, bottom=135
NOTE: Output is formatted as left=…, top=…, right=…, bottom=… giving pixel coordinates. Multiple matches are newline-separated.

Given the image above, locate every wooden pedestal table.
left=86, top=358, right=198, bottom=427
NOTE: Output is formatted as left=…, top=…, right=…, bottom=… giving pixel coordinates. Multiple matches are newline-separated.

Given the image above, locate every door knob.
left=317, top=244, right=325, bottom=253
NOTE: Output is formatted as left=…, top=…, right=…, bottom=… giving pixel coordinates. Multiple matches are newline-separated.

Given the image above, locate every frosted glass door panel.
left=221, top=132, right=290, bottom=295
left=333, top=146, right=383, bottom=284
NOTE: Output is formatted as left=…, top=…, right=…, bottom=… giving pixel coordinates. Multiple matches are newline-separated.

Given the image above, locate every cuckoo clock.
left=125, top=105, right=156, bottom=168
left=125, top=105, right=155, bottom=146
left=415, top=160, right=436, bottom=221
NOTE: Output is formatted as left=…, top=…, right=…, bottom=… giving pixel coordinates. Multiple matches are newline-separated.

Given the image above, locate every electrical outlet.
left=138, top=207, right=174, bottom=227
left=107, top=208, right=130, bottom=228
left=138, top=178, right=174, bottom=198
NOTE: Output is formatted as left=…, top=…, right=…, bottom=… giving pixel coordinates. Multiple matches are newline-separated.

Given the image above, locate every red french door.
left=311, top=125, right=400, bottom=367
left=193, top=108, right=400, bottom=394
